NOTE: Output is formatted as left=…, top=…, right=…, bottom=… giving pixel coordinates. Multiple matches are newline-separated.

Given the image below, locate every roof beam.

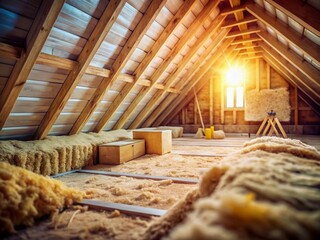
left=220, top=4, right=246, bottom=16
left=33, top=0, right=127, bottom=140
left=155, top=40, right=236, bottom=126
left=129, top=6, right=225, bottom=129
left=93, top=0, right=197, bottom=132
left=261, top=44, right=320, bottom=104
left=231, top=35, right=261, bottom=45
left=161, top=46, right=238, bottom=126
left=0, top=45, right=178, bottom=93
left=246, top=2, right=320, bottom=65
left=234, top=43, right=259, bottom=51
left=0, top=0, right=64, bottom=130
left=69, top=0, right=168, bottom=134
left=114, top=0, right=222, bottom=130
left=221, top=15, right=257, bottom=29
left=225, top=26, right=260, bottom=38
left=258, top=31, right=320, bottom=88
left=265, top=0, right=320, bottom=36
left=142, top=27, right=229, bottom=128
left=262, top=51, right=320, bottom=112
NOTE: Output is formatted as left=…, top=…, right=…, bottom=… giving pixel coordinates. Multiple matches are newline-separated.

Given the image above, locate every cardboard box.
left=99, top=139, right=145, bottom=164
left=133, top=130, right=172, bottom=154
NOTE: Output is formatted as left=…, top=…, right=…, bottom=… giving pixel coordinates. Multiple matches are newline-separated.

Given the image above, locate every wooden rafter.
left=0, top=42, right=22, bottom=60
left=221, top=15, right=257, bottom=29
left=33, top=0, right=127, bottom=140
left=261, top=45, right=320, bottom=104
left=0, top=46, right=179, bottom=94
left=141, top=15, right=227, bottom=128
left=92, top=0, right=197, bottom=132
left=262, top=51, right=320, bottom=113
left=161, top=46, right=238, bottom=126
left=69, top=0, right=168, bottom=135
left=231, top=36, right=261, bottom=45
left=156, top=39, right=236, bottom=126
left=258, top=31, right=320, bottom=88
left=142, top=27, right=229, bottom=127
left=246, top=3, right=320, bottom=65
left=0, top=0, right=64, bottom=130
left=115, top=0, right=222, bottom=130
left=265, top=0, right=320, bottom=36
left=225, top=26, right=260, bottom=38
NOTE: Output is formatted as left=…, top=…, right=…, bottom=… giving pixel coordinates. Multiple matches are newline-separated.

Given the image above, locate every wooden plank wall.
left=169, top=58, right=320, bottom=134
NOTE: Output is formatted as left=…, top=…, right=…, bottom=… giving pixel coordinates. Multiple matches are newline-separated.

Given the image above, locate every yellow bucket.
left=205, top=128, right=212, bottom=139
left=211, top=126, right=214, bottom=138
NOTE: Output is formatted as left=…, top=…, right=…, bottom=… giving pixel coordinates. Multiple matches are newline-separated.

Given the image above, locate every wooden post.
left=256, top=58, right=260, bottom=91
left=266, top=63, right=271, bottom=89
left=294, top=86, right=299, bottom=133
left=209, top=77, right=214, bottom=125
left=194, top=99, right=198, bottom=125
left=220, top=75, right=225, bottom=124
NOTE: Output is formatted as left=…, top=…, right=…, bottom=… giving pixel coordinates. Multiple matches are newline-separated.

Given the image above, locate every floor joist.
left=77, top=169, right=199, bottom=184
left=78, top=199, right=166, bottom=217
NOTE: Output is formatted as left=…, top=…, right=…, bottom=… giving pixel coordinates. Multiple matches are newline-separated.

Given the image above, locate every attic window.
left=225, top=66, right=245, bottom=109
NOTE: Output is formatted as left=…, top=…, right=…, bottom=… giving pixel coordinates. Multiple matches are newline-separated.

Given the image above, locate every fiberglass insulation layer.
left=141, top=136, right=320, bottom=240
left=0, top=130, right=132, bottom=175
left=0, top=162, right=84, bottom=234
left=245, top=88, right=291, bottom=121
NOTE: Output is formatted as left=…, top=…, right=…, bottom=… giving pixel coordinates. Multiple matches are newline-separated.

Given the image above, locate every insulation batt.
left=141, top=137, right=320, bottom=240
left=0, top=129, right=132, bottom=175
left=0, top=162, right=84, bottom=234
left=245, top=88, right=291, bottom=121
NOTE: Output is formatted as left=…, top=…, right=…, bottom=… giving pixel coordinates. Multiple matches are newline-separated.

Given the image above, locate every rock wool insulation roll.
left=0, top=129, right=132, bottom=176
left=141, top=137, right=320, bottom=240
left=245, top=88, right=291, bottom=121
left=0, top=162, right=84, bottom=234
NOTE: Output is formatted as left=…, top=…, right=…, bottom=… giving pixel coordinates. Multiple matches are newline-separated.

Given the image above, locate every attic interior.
left=0, top=0, right=320, bottom=239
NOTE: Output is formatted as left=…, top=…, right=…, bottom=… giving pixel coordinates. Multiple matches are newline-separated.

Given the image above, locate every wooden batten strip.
left=246, top=3, right=320, bottom=65
left=69, top=0, right=168, bottom=135
left=77, top=169, right=199, bottom=184
left=143, top=26, right=229, bottom=127
left=93, top=0, right=197, bottom=132
left=0, top=0, right=65, bottom=130
left=128, top=0, right=222, bottom=129
left=79, top=199, right=166, bottom=217
left=34, top=0, right=127, bottom=140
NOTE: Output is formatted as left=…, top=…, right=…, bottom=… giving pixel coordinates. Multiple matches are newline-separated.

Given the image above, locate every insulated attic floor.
left=6, top=134, right=320, bottom=240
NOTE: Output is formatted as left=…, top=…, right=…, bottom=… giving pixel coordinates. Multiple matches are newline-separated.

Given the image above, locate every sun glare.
left=225, top=66, right=245, bottom=86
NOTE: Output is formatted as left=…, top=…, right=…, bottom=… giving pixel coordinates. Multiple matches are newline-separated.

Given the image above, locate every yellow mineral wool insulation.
left=140, top=138, right=320, bottom=240
left=245, top=88, right=291, bottom=121
left=157, top=126, right=183, bottom=138
left=240, top=136, right=320, bottom=160
left=213, top=130, right=225, bottom=139
left=0, top=162, right=84, bottom=234
left=0, top=129, right=132, bottom=175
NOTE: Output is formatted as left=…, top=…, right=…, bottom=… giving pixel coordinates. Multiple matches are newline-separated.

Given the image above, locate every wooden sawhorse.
left=256, top=112, right=287, bottom=138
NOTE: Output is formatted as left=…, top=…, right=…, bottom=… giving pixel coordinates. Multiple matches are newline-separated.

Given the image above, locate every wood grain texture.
left=34, top=0, right=127, bottom=140
left=0, top=0, right=65, bottom=130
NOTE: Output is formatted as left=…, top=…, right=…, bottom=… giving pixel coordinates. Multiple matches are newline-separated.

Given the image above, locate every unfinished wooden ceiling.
left=0, top=0, right=319, bottom=140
